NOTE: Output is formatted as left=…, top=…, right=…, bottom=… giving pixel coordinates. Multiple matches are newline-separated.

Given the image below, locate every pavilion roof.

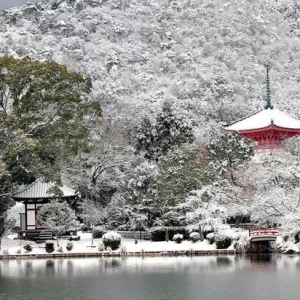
left=12, top=178, right=77, bottom=200
left=224, top=108, right=300, bottom=131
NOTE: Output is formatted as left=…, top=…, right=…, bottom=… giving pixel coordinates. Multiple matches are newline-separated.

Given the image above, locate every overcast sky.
left=0, top=0, right=40, bottom=10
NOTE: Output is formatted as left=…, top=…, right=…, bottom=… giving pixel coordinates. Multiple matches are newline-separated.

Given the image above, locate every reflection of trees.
left=104, top=258, right=121, bottom=272
left=248, top=254, right=276, bottom=271
left=45, top=260, right=55, bottom=276
left=67, top=260, right=74, bottom=276
left=216, top=257, right=232, bottom=267
left=25, top=261, right=33, bottom=277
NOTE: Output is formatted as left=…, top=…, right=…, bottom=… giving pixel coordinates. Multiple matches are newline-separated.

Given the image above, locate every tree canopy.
left=0, top=56, right=101, bottom=215
left=134, top=102, right=194, bottom=161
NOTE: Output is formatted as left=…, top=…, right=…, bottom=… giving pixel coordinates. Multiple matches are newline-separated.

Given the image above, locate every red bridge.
left=249, top=229, right=281, bottom=242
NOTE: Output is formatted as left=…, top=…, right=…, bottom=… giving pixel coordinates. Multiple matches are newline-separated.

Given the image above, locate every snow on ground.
left=1, top=232, right=218, bottom=256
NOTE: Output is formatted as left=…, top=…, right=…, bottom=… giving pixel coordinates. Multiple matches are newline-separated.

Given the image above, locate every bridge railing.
left=249, top=229, right=281, bottom=237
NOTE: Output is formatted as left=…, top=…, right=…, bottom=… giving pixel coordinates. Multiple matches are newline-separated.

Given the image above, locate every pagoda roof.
left=224, top=108, right=300, bottom=131
left=12, top=178, right=77, bottom=200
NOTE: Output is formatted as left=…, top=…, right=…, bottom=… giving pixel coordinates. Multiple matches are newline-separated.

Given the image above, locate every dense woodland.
left=2, top=0, right=300, bottom=238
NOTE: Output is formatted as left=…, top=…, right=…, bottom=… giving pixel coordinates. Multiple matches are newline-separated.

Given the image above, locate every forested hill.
left=1, top=0, right=300, bottom=141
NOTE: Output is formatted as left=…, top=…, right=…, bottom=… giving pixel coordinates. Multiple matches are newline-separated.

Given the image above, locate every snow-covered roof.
left=13, top=178, right=77, bottom=199
left=225, top=108, right=300, bottom=131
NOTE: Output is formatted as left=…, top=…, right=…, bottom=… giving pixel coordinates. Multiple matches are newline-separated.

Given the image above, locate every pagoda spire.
left=265, top=64, right=273, bottom=109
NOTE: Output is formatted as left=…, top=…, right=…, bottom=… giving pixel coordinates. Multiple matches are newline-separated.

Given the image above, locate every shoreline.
left=0, top=249, right=238, bottom=260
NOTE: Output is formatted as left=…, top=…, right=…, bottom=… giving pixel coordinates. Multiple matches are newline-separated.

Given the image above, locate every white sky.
left=0, top=0, right=40, bottom=10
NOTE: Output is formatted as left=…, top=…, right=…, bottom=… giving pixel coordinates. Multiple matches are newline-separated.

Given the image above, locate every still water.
left=0, top=255, right=300, bottom=300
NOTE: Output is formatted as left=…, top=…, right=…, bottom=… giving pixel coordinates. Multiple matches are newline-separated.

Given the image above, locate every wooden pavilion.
left=12, top=178, right=78, bottom=231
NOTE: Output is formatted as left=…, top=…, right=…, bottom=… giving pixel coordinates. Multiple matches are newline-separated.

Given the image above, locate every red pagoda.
left=224, top=66, right=300, bottom=152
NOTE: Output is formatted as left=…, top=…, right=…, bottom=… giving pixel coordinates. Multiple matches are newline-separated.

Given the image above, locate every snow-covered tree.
left=80, top=199, right=107, bottom=245
left=63, top=117, right=132, bottom=206
left=36, top=201, right=79, bottom=246
left=207, top=133, right=254, bottom=184
left=134, top=102, right=194, bottom=161
left=157, top=143, right=203, bottom=208
left=245, top=153, right=300, bottom=233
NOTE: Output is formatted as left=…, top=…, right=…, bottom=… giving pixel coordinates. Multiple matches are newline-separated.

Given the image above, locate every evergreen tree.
left=157, top=143, right=203, bottom=208
left=134, top=102, right=194, bottom=161
left=0, top=57, right=101, bottom=214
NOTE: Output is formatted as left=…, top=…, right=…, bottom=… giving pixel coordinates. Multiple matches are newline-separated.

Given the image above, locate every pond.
left=0, top=255, right=300, bottom=300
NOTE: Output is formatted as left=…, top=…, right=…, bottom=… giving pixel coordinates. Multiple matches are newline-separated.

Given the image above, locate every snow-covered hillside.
left=1, top=0, right=300, bottom=140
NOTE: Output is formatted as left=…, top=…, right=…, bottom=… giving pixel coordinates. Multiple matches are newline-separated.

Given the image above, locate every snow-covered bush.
left=173, top=233, right=183, bottom=244
left=45, top=240, right=55, bottom=253
left=150, top=227, right=187, bottom=241
left=102, top=231, right=122, bottom=250
left=120, top=246, right=127, bottom=254
left=214, top=230, right=236, bottom=249
left=150, top=227, right=166, bottom=241
left=189, top=232, right=201, bottom=243
left=57, top=246, right=63, bottom=253
left=23, top=244, right=32, bottom=252
left=206, top=232, right=215, bottom=244
left=276, top=235, right=300, bottom=254
left=66, top=241, right=73, bottom=251
left=234, top=234, right=250, bottom=253
left=98, top=242, right=105, bottom=252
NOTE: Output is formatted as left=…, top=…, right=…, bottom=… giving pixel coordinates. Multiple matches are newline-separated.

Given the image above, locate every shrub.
left=203, top=229, right=214, bottom=239
left=102, top=231, right=122, bottom=250
left=120, top=246, right=127, bottom=255
left=206, top=233, right=215, bottom=244
left=150, top=227, right=188, bottom=242
left=45, top=240, right=55, bottom=253
left=216, top=237, right=232, bottom=249
left=80, top=224, right=92, bottom=232
left=215, top=231, right=233, bottom=249
left=92, top=228, right=103, bottom=239
left=23, top=244, right=33, bottom=252
left=234, top=235, right=250, bottom=253
left=150, top=227, right=165, bottom=241
left=16, top=248, right=22, bottom=254
left=190, top=232, right=201, bottom=243
left=57, top=246, right=63, bottom=253
left=66, top=241, right=73, bottom=251
left=98, top=242, right=105, bottom=252
left=173, top=233, right=183, bottom=244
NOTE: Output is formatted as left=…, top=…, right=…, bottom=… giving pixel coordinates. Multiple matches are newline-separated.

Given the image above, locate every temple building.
left=12, top=178, right=78, bottom=231
left=224, top=66, right=300, bottom=152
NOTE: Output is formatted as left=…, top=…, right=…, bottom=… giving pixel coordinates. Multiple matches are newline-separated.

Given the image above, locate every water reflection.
left=67, top=260, right=74, bottom=276
left=247, top=254, right=277, bottom=271
left=216, top=256, right=232, bottom=266
left=103, top=258, right=121, bottom=271
left=45, top=260, right=55, bottom=276
left=1, top=256, right=300, bottom=300
left=0, top=255, right=291, bottom=278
